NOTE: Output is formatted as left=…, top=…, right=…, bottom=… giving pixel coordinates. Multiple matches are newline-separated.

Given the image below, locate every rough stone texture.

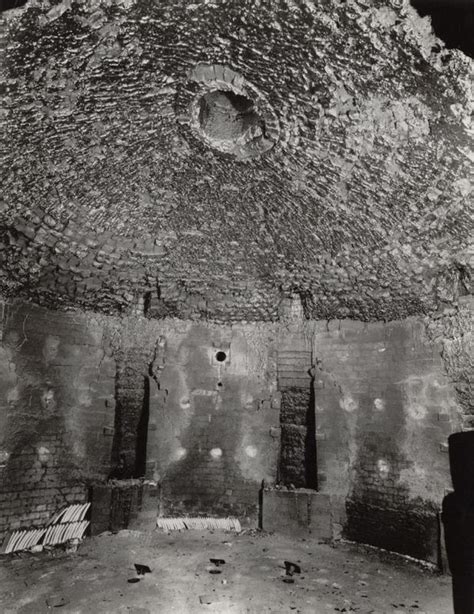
left=0, top=0, right=472, bottom=321
left=312, top=317, right=465, bottom=563
left=425, top=296, right=473, bottom=427
left=0, top=301, right=116, bottom=543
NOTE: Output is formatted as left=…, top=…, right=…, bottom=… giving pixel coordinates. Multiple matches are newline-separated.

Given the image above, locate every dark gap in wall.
left=143, top=292, right=152, bottom=316
left=110, top=377, right=124, bottom=479
left=456, top=263, right=471, bottom=296
left=110, top=360, right=150, bottom=480
left=135, top=376, right=150, bottom=478
left=411, top=0, right=474, bottom=58
left=297, top=291, right=312, bottom=320
left=258, top=483, right=264, bottom=529
left=305, top=383, right=318, bottom=490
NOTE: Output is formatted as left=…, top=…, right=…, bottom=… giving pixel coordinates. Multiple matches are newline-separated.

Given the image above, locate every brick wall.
left=0, top=301, right=116, bottom=542
left=146, top=322, right=280, bottom=524
left=0, top=297, right=469, bottom=564
left=313, top=318, right=465, bottom=563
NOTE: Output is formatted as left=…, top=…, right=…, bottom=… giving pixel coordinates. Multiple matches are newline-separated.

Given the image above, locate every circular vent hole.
left=215, top=351, right=227, bottom=362
left=198, top=90, right=264, bottom=143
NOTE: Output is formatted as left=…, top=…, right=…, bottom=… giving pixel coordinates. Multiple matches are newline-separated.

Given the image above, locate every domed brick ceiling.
left=0, top=0, right=472, bottom=321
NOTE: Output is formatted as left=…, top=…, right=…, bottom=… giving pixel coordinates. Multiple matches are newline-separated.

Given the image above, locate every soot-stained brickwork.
left=0, top=301, right=116, bottom=543
left=0, top=0, right=472, bottom=321
left=313, top=317, right=466, bottom=563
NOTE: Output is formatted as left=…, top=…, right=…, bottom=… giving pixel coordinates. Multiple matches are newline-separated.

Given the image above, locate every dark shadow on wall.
left=135, top=376, right=150, bottom=478
left=305, top=384, right=318, bottom=490
left=110, top=365, right=150, bottom=480
left=344, top=388, right=440, bottom=563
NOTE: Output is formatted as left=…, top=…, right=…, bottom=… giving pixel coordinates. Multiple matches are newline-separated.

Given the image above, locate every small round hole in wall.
left=186, top=64, right=280, bottom=161
left=215, top=351, right=227, bottom=362
left=217, top=382, right=223, bottom=387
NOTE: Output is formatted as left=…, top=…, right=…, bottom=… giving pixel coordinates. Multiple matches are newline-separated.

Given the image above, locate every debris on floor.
left=45, top=593, right=69, bottom=608
left=0, top=530, right=452, bottom=613
left=199, top=594, right=216, bottom=604
left=285, top=560, right=302, bottom=575
left=134, top=563, right=152, bottom=575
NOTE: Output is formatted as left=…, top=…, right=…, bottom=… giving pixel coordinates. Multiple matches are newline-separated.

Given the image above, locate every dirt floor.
left=0, top=529, right=452, bottom=614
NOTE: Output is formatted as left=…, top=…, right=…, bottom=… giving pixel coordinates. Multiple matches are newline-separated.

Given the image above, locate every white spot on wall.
left=339, top=394, right=358, bottom=413
left=377, top=459, right=390, bottom=478
left=0, top=449, right=10, bottom=465
left=172, top=447, right=187, bottom=461
left=245, top=445, right=257, bottom=458
left=373, top=398, right=385, bottom=411
left=192, top=389, right=217, bottom=397
left=7, top=386, right=19, bottom=403
left=78, top=390, right=92, bottom=407
left=210, top=447, right=222, bottom=459
left=73, top=439, right=86, bottom=458
left=243, top=393, right=255, bottom=410
left=407, top=403, right=427, bottom=420
left=37, top=446, right=50, bottom=462
left=180, top=397, right=191, bottom=410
